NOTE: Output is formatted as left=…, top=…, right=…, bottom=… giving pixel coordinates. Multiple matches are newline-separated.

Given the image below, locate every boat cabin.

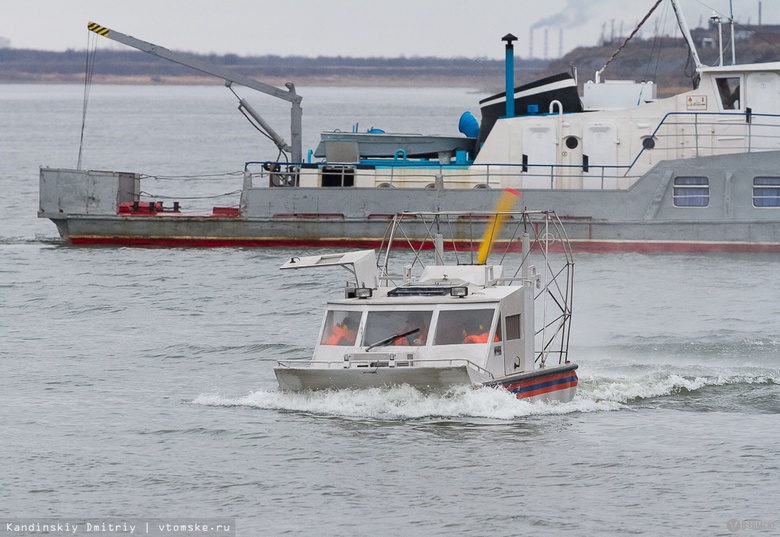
left=315, top=264, right=534, bottom=382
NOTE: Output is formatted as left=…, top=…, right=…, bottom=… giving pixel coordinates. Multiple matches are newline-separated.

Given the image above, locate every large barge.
left=39, top=1, right=780, bottom=253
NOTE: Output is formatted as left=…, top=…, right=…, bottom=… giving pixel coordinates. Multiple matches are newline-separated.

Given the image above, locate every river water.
left=1, top=84, right=779, bottom=537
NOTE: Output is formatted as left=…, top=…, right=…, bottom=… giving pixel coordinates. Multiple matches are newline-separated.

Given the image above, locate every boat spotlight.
left=450, top=286, right=468, bottom=298
left=355, top=287, right=373, bottom=299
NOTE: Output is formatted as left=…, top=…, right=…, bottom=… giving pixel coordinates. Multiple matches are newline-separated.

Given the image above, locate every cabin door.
left=502, top=313, right=527, bottom=375
left=583, top=122, right=618, bottom=189
left=522, top=123, right=557, bottom=188
left=746, top=72, right=780, bottom=151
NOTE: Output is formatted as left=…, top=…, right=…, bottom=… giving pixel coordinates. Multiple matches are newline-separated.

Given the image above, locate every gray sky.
left=1, top=0, right=773, bottom=59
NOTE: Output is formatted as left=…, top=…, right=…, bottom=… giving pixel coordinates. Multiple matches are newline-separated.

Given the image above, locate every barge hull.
left=39, top=151, right=780, bottom=253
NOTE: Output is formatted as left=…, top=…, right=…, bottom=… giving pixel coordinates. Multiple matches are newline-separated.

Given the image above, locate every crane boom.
left=87, top=22, right=303, bottom=162
left=668, top=0, right=704, bottom=70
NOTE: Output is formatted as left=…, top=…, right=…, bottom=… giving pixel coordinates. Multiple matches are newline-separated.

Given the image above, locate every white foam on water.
left=193, top=384, right=622, bottom=420
left=580, top=370, right=778, bottom=404
left=193, top=367, right=778, bottom=420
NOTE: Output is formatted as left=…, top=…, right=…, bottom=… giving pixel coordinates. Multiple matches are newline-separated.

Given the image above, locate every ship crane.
left=86, top=22, right=303, bottom=164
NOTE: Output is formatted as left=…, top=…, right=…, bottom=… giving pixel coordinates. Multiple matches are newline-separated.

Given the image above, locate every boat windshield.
left=320, top=310, right=362, bottom=346
left=362, top=310, right=433, bottom=347
left=434, top=309, right=498, bottom=345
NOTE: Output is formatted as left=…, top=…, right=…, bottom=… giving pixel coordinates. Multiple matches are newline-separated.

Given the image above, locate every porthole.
left=642, top=136, right=656, bottom=150
left=565, top=136, right=579, bottom=150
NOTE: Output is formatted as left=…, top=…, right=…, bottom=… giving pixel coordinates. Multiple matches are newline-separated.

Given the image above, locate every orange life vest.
left=464, top=332, right=492, bottom=344
left=326, top=325, right=355, bottom=345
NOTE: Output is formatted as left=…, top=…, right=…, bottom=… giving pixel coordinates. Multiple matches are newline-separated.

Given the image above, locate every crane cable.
left=597, top=0, right=664, bottom=79
left=77, top=30, right=98, bottom=170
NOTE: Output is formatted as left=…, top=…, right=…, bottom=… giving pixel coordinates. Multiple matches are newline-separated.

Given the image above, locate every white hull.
left=274, top=362, right=579, bottom=403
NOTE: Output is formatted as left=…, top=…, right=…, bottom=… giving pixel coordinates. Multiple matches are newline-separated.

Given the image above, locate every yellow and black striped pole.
left=87, top=22, right=110, bottom=37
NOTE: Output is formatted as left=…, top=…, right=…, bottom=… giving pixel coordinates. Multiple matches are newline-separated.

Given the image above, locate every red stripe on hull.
left=67, top=236, right=386, bottom=249
left=567, top=240, right=780, bottom=254
left=516, top=379, right=578, bottom=400
left=66, top=235, right=780, bottom=253
left=504, top=370, right=575, bottom=392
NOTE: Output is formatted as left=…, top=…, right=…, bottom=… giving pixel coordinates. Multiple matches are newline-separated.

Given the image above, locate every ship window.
left=715, top=77, right=741, bottom=110
left=753, top=177, right=780, bottom=208
left=505, top=314, right=522, bottom=340
left=642, top=136, right=656, bottom=150
left=433, top=309, right=495, bottom=345
left=321, top=165, right=355, bottom=187
left=673, top=177, right=709, bottom=207
left=320, top=310, right=363, bottom=346
left=565, top=136, right=579, bottom=149
left=362, top=310, right=433, bottom=347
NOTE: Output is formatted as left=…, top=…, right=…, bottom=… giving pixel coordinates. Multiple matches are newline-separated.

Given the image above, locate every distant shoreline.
left=0, top=48, right=548, bottom=91
left=5, top=38, right=772, bottom=98
left=0, top=73, right=498, bottom=89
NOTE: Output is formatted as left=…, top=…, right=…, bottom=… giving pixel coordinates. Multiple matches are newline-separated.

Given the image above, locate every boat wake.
left=582, top=371, right=776, bottom=403
left=193, top=370, right=778, bottom=420
left=0, top=236, right=63, bottom=247
left=193, top=385, right=618, bottom=420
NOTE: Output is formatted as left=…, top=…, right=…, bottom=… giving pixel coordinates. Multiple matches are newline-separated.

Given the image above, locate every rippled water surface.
left=1, top=85, right=779, bottom=536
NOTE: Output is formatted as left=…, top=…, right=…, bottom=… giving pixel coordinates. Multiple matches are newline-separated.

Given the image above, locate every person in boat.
left=394, top=312, right=430, bottom=346
left=392, top=334, right=411, bottom=346
left=325, top=316, right=358, bottom=346
left=409, top=313, right=431, bottom=347
left=462, top=319, right=496, bottom=344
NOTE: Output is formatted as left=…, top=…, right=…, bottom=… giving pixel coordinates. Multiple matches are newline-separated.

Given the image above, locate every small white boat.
left=274, top=195, right=578, bottom=403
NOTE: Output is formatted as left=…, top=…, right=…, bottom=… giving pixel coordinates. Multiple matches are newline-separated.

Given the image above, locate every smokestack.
left=529, top=27, right=534, bottom=59
left=559, top=27, right=563, bottom=57
left=502, top=34, right=517, bottom=118
left=544, top=28, right=549, bottom=59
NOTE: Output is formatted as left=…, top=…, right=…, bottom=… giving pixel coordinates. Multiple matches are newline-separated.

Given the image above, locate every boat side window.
left=321, top=166, right=355, bottom=187
left=715, top=77, right=741, bottom=110
left=753, top=177, right=780, bottom=208
left=673, top=177, right=709, bottom=208
left=505, top=314, right=521, bottom=340
left=434, top=309, right=496, bottom=345
left=320, top=310, right=362, bottom=346
left=362, top=310, right=433, bottom=346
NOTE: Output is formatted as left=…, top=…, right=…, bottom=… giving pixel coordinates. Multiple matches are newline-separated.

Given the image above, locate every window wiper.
left=365, top=328, right=420, bottom=351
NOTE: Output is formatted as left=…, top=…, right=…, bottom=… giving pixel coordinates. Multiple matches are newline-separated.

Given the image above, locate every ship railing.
left=473, top=163, right=635, bottom=190
left=626, top=110, right=780, bottom=173
left=245, top=160, right=633, bottom=190
left=275, top=357, right=495, bottom=377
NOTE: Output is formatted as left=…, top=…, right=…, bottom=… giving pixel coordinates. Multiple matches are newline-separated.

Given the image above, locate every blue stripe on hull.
left=505, top=373, right=578, bottom=395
